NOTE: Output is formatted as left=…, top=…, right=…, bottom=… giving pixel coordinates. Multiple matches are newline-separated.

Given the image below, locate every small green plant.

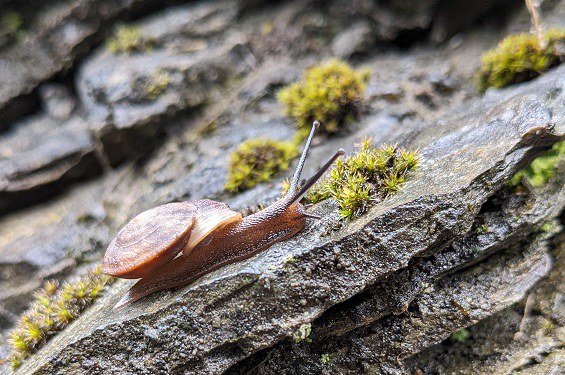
left=507, top=140, right=565, bottom=188
left=278, top=60, right=369, bottom=140
left=320, top=353, right=331, bottom=365
left=476, top=29, right=564, bottom=92
left=450, top=328, right=470, bottom=342
left=145, top=70, right=171, bottom=100
left=225, top=139, right=299, bottom=193
left=293, top=323, right=312, bottom=343
left=305, top=139, right=419, bottom=220
left=8, top=265, right=114, bottom=369
left=107, top=24, right=153, bottom=54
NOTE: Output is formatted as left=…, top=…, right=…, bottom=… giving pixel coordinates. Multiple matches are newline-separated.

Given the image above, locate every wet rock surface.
left=13, top=67, right=565, bottom=374
left=0, top=0, right=564, bottom=374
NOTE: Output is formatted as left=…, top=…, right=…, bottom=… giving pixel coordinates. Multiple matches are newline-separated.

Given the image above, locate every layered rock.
left=15, top=65, right=564, bottom=375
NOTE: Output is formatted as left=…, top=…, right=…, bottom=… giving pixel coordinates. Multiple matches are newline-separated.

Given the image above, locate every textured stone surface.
left=15, top=66, right=565, bottom=374
left=0, top=0, right=564, bottom=373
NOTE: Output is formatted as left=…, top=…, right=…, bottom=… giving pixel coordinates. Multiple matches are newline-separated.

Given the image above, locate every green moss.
left=476, top=224, right=490, bottom=235
left=8, top=265, right=114, bottom=369
left=476, top=30, right=564, bottom=92
left=305, top=139, right=419, bottom=220
left=293, top=323, right=312, bottom=343
left=320, top=353, right=331, bottom=365
left=1, top=11, right=22, bottom=34
left=107, top=24, right=153, bottom=54
left=225, top=139, right=299, bottom=193
left=450, top=328, right=470, bottom=342
left=507, top=140, right=565, bottom=188
left=278, top=60, right=369, bottom=140
left=145, top=70, right=171, bottom=100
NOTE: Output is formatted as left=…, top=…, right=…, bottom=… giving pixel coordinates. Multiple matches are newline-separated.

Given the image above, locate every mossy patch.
left=107, top=24, right=154, bottom=54
left=278, top=60, right=369, bottom=140
left=476, top=29, right=564, bottom=92
left=507, top=140, right=565, bottom=189
left=305, top=139, right=419, bottom=220
left=8, top=265, right=114, bottom=369
left=145, top=70, right=171, bottom=100
left=225, top=139, right=299, bottom=193
left=450, top=328, right=470, bottom=342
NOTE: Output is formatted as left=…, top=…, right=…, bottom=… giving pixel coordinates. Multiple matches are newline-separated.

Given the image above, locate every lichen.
left=507, top=140, right=565, bottom=188
left=145, top=70, right=171, bottom=100
left=107, top=24, right=153, bottom=54
left=225, top=139, right=299, bottom=193
left=305, top=138, right=419, bottom=220
left=450, top=328, right=470, bottom=342
left=8, top=265, right=114, bottom=369
left=278, top=60, right=369, bottom=140
left=476, top=29, right=564, bottom=92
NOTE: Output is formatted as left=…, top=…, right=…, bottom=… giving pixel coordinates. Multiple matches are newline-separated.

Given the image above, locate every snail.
left=103, top=121, right=344, bottom=309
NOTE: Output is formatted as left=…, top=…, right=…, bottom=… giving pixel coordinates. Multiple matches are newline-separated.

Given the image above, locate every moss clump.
left=8, top=265, right=114, bottom=369
left=507, top=140, right=565, bottom=188
left=145, top=70, right=171, bottom=100
left=107, top=24, right=153, bottom=54
left=476, top=30, right=564, bottom=92
left=278, top=60, right=369, bottom=140
left=450, top=328, right=470, bottom=342
left=225, top=139, right=299, bottom=193
left=305, top=139, right=419, bottom=220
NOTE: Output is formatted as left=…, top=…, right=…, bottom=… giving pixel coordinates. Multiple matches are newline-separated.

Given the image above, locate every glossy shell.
left=103, top=202, right=197, bottom=279
left=181, top=199, right=242, bottom=255
left=102, top=200, right=242, bottom=279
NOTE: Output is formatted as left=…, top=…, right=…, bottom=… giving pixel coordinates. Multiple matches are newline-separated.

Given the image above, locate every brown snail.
left=103, top=121, right=344, bottom=309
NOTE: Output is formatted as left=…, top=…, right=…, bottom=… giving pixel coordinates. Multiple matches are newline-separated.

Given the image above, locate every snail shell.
left=102, top=200, right=241, bottom=279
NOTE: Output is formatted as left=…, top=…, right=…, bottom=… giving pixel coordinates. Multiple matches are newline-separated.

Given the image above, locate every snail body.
left=103, top=121, right=343, bottom=309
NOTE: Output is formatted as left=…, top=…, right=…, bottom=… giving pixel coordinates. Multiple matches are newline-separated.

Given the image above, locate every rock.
left=331, top=21, right=374, bottom=58
left=0, top=0, right=153, bottom=129
left=0, top=179, right=111, bottom=329
left=0, top=114, right=102, bottom=213
left=232, top=238, right=552, bottom=374
left=15, top=65, right=564, bottom=374
left=38, top=84, right=75, bottom=120
left=76, top=1, right=253, bottom=166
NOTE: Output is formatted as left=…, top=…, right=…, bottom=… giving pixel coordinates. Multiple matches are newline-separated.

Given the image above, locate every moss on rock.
left=278, top=60, right=369, bottom=140
left=107, top=24, right=153, bottom=54
left=476, top=30, right=564, bottom=92
left=225, top=139, right=299, bottom=193
left=145, top=70, right=171, bottom=100
left=8, top=265, right=114, bottom=369
left=507, top=140, right=565, bottom=188
left=305, top=139, right=419, bottom=220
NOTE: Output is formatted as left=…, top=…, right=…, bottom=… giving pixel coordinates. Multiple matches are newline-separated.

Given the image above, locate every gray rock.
left=0, top=179, right=111, bottom=329
left=0, top=0, right=153, bottom=128
left=15, top=65, right=564, bottom=375
left=38, top=84, right=75, bottom=120
left=77, top=1, right=252, bottom=165
left=233, top=237, right=552, bottom=374
left=331, top=21, right=374, bottom=58
left=0, top=114, right=102, bottom=213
